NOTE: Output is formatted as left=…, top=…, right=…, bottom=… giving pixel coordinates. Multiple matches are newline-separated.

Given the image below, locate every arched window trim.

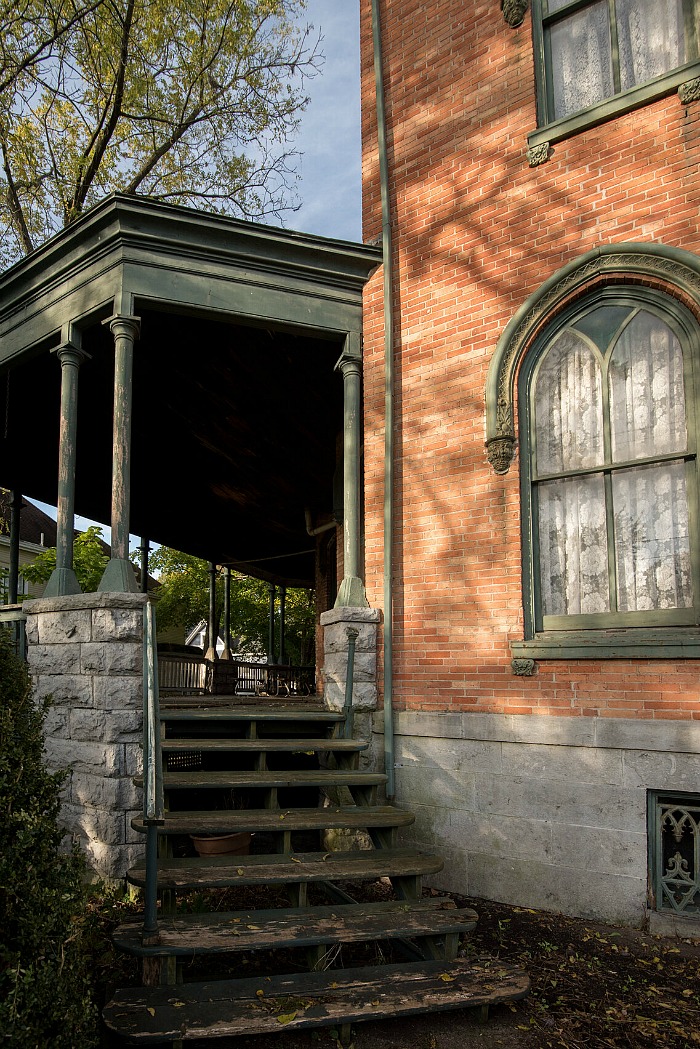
left=487, top=245, right=700, bottom=660
left=485, top=243, right=700, bottom=476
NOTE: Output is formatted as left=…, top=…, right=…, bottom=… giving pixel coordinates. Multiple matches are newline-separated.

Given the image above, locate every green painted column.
left=267, top=583, right=276, bottom=663
left=8, top=490, right=22, bottom=603
left=335, top=336, right=368, bottom=608
left=204, top=561, right=219, bottom=661
left=45, top=343, right=89, bottom=597
left=220, top=566, right=233, bottom=661
left=99, top=315, right=140, bottom=593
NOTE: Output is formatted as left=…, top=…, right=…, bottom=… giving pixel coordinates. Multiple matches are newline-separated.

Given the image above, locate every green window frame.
left=517, top=287, right=700, bottom=654
left=530, top=0, right=700, bottom=148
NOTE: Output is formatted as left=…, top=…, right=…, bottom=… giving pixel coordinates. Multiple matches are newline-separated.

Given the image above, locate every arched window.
left=519, top=288, right=700, bottom=641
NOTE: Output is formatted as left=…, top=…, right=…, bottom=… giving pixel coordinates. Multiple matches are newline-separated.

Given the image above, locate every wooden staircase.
left=103, top=696, right=529, bottom=1045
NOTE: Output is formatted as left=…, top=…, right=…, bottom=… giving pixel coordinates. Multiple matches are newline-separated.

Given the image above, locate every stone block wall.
left=24, top=591, right=148, bottom=882
left=375, top=709, right=700, bottom=931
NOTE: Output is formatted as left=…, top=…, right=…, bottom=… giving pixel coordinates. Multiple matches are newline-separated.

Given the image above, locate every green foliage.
left=22, top=524, right=109, bottom=593
left=0, top=0, right=321, bottom=266
left=146, top=545, right=315, bottom=663
left=0, top=634, right=99, bottom=1048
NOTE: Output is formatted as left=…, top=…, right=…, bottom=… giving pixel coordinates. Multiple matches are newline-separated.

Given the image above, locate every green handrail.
left=142, top=601, right=164, bottom=940
left=343, top=628, right=359, bottom=740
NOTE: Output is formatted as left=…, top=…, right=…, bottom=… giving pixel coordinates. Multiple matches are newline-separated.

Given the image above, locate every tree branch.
left=0, top=135, right=34, bottom=253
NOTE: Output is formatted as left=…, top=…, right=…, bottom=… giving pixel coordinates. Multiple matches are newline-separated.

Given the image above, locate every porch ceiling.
left=0, top=196, right=381, bottom=587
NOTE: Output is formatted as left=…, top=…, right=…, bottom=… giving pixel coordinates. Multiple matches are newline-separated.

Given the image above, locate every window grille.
left=649, top=791, right=700, bottom=916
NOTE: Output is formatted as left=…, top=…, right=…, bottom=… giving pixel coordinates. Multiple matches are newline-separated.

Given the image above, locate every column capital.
left=104, top=314, right=141, bottom=340
left=335, top=349, right=362, bottom=377
left=53, top=342, right=91, bottom=367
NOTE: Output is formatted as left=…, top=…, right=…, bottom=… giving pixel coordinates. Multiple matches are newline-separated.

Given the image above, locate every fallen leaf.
left=256, top=990, right=264, bottom=998
left=277, top=1012, right=297, bottom=1024
left=439, top=973, right=455, bottom=983
left=147, top=1008, right=156, bottom=1017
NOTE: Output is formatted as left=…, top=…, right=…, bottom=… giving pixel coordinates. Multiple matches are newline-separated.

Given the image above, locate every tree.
left=22, top=524, right=109, bottom=593
left=0, top=633, right=99, bottom=1047
left=147, top=545, right=315, bottom=663
left=0, top=0, right=320, bottom=266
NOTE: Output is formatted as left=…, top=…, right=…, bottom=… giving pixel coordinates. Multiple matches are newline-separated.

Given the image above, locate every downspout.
left=370, top=0, right=395, bottom=800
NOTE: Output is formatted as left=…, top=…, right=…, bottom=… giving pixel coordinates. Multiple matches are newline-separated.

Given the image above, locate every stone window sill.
left=511, top=628, right=700, bottom=661
left=527, top=61, right=700, bottom=165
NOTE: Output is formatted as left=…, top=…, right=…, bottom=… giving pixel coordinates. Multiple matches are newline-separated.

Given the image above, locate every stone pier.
left=23, top=592, right=147, bottom=882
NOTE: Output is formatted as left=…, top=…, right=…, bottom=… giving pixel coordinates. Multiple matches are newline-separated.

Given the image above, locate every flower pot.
left=190, top=832, right=252, bottom=857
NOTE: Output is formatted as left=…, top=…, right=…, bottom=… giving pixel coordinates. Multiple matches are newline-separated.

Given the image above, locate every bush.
left=0, top=633, right=99, bottom=1048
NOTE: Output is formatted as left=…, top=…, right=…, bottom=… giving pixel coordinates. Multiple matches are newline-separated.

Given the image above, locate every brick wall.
left=359, top=0, right=700, bottom=721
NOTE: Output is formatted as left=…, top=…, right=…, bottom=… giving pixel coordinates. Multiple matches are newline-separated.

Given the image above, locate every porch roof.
left=0, top=195, right=381, bottom=587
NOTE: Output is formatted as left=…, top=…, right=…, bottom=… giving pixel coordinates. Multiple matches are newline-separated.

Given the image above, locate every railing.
left=142, top=602, right=164, bottom=941
left=249, top=662, right=315, bottom=697
left=0, top=605, right=27, bottom=661
left=156, top=648, right=315, bottom=698
left=158, top=650, right=209, bottom=694
left=343, top=628, right=359, bottom=739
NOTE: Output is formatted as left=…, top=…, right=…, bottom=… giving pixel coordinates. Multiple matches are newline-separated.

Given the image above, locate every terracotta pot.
left=190, top=832, right=252, bottom=857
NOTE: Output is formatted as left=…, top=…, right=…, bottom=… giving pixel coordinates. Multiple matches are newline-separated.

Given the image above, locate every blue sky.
left=288, top=1, right=362, bottom=241
left=30, top=2, right=363, bottom=538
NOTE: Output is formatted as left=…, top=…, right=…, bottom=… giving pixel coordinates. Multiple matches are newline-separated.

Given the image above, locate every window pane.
left=609, top=310, right=687, bottom=462
left=617, top=0, right=696, bottom=91
left=613, top=462, right=693, bottom=610
left=535, top=330, right=604, bottom=474
left=538, top=474, right=610, bottom=616
left=549, top=2, right=614, bottom=118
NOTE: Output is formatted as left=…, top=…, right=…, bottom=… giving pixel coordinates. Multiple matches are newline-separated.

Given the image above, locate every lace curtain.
left=534, top=310, right=692, bottom=618
left=548, top=0, right=691, bottom=120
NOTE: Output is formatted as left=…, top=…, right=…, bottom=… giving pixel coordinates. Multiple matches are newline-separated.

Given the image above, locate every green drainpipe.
left=371, top=0, right=395, bottom=800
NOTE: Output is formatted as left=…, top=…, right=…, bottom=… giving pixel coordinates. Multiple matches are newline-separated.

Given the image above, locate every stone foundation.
left=24, top=591, right=148, bottom=882
left=373, top=709, right=700, bottom=928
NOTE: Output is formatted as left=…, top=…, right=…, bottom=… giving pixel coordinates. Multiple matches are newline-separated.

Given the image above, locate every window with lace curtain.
left=532, top=0, right=699, bottom=126
left=520, top=290, right=700, bottom=636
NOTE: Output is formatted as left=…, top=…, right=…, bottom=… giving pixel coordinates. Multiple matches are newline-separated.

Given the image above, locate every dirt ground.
left=100, top=888, right=700, bottom=1049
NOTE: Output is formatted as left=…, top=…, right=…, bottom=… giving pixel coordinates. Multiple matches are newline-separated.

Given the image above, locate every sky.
left=28, top=1, right=364, bottom=539
left=286, top=1, right=362, bottom=242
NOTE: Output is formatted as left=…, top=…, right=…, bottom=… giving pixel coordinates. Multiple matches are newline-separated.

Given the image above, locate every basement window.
left=648, top=790, right=700, bottom=916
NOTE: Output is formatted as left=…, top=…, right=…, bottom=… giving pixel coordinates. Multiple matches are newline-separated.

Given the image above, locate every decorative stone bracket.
left=679, top=77, right=700, bottom=104
left=501, top=0, right=528, bottom=27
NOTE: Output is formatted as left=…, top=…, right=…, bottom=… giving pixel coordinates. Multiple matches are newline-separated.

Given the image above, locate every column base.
left=44, top=567, right=82, bottom=597
left=334, top=576, right=369, bottom=608
left=99, top=558, right=138, bottom=594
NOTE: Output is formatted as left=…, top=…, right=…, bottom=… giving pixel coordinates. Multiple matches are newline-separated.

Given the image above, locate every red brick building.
left=357, top=0, right=700, bottom=929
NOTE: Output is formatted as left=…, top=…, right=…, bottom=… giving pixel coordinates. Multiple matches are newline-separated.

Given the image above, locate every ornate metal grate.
left=650, top=792, right=700, bottom=915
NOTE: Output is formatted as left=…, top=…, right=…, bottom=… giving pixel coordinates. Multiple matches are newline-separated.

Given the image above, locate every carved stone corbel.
left=679, top=77, right=700, bottom=105
left=501, top=0, right=528, bottom=27
left=486, top=435, right=516, bottom=474
left=527, top=141, right=551, bottom=167
left=511, top=658, right=536, bottom=676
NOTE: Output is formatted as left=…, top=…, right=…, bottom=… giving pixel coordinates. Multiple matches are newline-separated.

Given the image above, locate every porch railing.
left=157, top=648, right=315, bottom=698
left=0, top=604, right=27, bottom=661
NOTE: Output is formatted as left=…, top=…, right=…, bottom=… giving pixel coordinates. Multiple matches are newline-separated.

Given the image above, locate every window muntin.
left=527, top=298, right=698, bottom=631
left=536, top=0, right=700, bottom=123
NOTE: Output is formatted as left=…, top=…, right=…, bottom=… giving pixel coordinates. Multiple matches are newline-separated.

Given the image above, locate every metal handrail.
left=142, top=601, right=164, bottom=941
left=343, top=628, right=359, bottom=739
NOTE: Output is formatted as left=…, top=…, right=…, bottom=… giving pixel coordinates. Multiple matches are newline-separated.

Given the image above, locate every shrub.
left=0, top=633, right=99, bottom=1048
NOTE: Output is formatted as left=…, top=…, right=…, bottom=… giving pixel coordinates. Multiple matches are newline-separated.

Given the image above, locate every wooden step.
left=134, top=769, right=387, bottom=791
left=160, top=706, right=342, bottom=724
left=111, top=898, right=479, bottom=957
left=103, top=956, right=531, bottom=1044
left=127, top=847, right=443, bottom=892
left=131, top=804, right=414, bottom=837
left=160, top=696, right=325, bottom=710
left=160, top=738, right=367, bottom=754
